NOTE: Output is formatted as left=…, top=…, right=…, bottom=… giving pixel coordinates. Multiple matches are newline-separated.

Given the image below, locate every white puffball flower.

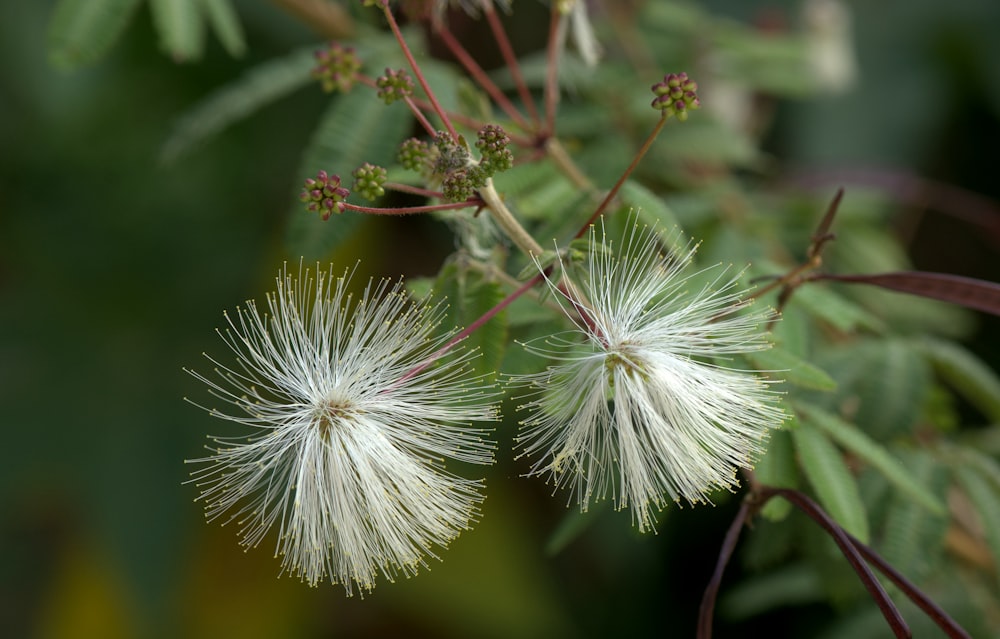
left=185, top=263, right=497, bottom=594
left=513, top=221, right=784, bottom=531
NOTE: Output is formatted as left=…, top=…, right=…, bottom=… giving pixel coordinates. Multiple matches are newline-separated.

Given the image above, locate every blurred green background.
left=2, top=1, right=999, bottom=638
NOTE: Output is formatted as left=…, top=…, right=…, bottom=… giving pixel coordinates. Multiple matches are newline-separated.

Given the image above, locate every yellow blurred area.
left=37, top=542, right=138, bottom=639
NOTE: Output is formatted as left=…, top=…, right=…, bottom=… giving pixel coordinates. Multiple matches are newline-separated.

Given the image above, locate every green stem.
left=545, top=137, right=598, bottom=195
left=478, top=179, right=544, bottom=256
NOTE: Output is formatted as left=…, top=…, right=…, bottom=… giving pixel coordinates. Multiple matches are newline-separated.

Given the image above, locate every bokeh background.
left=2, top=1, right=999, bottom=637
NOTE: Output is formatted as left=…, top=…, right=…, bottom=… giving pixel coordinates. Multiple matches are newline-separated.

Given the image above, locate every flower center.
left=315, top=399, right=354, bottom=441
left=605, top=349, right=649, bottom=386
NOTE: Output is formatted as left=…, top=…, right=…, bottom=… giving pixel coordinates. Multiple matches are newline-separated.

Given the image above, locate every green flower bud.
left=398, top=138, right=431, bottom=172
left=352, top=163, right=388, bottom=201
left=442, top=168, right=474, bottom=203
left=651, top=72, right=700, bottom=120
left=312, top=43, right=362, bottom=93
left=376, top=68, right=415, bottom=105
left=475, top=124, right=513, bottom=173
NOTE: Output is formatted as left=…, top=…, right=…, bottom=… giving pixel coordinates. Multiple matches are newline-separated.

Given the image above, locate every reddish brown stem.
left=394, top=270, right=547, bottom=386
left=405, top=94, right=536, bottom=148
left=403, top=95, right=437, bottom=136
left=543, top=2, right=561, bottom=134
left=483, top=1, right=541, bottom=127
left=696, top=497, right=753, bottom=639
left=344, top=199, right=483, bottom=215
left=573, top=114, right=669, bottom=239
left=379, top=1, right=459, bottom=140
left=384, top=182, right=447, bottom=199
left=435, top=24, right=532, bottom=131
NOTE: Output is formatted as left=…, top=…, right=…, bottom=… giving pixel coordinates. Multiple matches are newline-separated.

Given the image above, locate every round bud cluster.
left=376, top=68, right=415, bottom=105
left=352, top=163, right=388, bottom=201
left=398, top=138, right=431, bottom=172
left=475, top=124, right=513, bottom=173
left=651, top=72, right=700, bottom=121
left=299, top=170, right=350, bottom=220
left=311, top=43, right=362, bottom=93
left=442, top=168, right=475, bottom=203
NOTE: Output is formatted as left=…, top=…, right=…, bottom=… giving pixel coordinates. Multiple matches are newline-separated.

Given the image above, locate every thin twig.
left=483, top=1, right=541, bottom=127
left=379, top=1, right=459, bottom=140
left=402, top=95, right=437, bottom=136
left=747, top=188, right=845, bottom=303
left=759, top=487, right=910, bottom=637
left=344, top=199, right=483, bottom=215
left=543, top=1, right=562, bottom=134
left=847, top=534, right=973, bottom=639
left=435, top=23, right=532, bottom=131
left=573, top=114, right=669, bottom=239
left=696, top=497, right=754, bottom=639
left=393, top=269, right=546, bottom=386
left=384, top=182, right=450, bottom=199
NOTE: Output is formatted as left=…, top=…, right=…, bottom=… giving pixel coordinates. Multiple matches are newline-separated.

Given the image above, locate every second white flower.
left=514, top=220, right=785, bottom=531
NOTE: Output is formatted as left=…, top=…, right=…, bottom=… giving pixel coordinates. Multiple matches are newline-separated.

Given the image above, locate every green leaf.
left=798, top=403, right=945, bottom=516
left=754, top=428, right=799, bottom=520
left=745, top=344, right=837, bottom=391
left=789, top=283, right=884, bottom=333
left=712, top=26, right=817, bottom=96
left=954, top=465, right=1000, bottom=588
left=544, top=506, right=601, bottom=556
left=149, top=0, right=205, bottom=62
left=828, top=228, right=976, bottom=337
left=648, top=116, right=762, bottom=168
left=720, top=563, right=824, bottom=620
left=961, top=447, right=1000, bottom=491
left=161, top=48, right=316, bottom=162
left=917, top=337, right=1000, bottom=423
left=405, top=276, right=435, bottom=301
left=769, top=302, right=812, bottom=358
left=286, top=88, right=411, bottom=258
left=200, top=0, right=246, bottom=58
left=807, top=338, right=931, bottom=441
left=621, top=180, right=683, bottom=234
left=516, top=250, right=556, bottom=280
left=434, top=262, right=508, bottom=379
left=853, top=339, right=931, bottom=440
left=879, top=450, right=948, bottom=581
left=791, top=424, right=870, bottom=542
left=47, top=0, right=143, bottom=69
left=497, top=164, right=579, bottom=224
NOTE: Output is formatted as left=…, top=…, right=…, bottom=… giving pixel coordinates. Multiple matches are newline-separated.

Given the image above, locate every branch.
left=812, top=271, right=1000, bottom=317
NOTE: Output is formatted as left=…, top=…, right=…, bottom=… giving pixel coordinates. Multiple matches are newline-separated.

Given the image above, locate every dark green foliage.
left=26, top=0, right=1000, bottom=636
left=48, top=0, right=144, bottom=69
left=434, top=260, right=508, bottom=381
